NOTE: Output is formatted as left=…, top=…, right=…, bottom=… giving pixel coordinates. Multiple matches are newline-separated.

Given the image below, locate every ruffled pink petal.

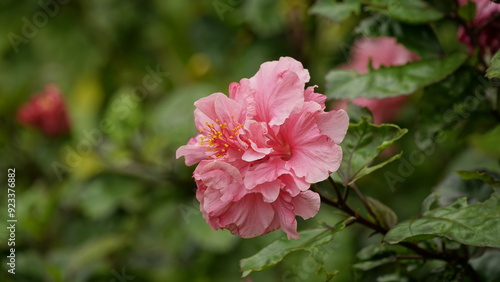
left=176, top=138, right=209, bottom=166
left=279, top=173, right=310, bottom=197
left=287, top=137, right=343, bottom=183
left=292, top=190, right=321, bottom=220
left=248, top=57, right=309, bottom=126
left=252, top=179, right=283, bottom=203
left=218, top=193, right=275, bottom=238
left=315, top=109, right=349, bottom=144
left=304, top=86, right=327, bottom=110
left=244, top=157, right=286, bottom=189
left=270, top=192, right=299, bottom=239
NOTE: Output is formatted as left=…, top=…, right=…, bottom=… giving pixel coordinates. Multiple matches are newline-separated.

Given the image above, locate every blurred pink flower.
left=335, top=37, right=419, bottom=124
left=177, top=57, right=349, bottom=239
left=17, top=84, right=71, bottom=136
left=458, top=0, right=500, bottom=55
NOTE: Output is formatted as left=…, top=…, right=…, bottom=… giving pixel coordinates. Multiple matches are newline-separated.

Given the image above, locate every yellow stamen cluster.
left=198, top=117, right=243, bottom=159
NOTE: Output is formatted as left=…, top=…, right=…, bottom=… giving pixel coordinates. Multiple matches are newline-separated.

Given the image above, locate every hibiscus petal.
left=315, top=109, right=349, bottom=144
left=271, top=192, right=299, bottom=239
left=287, top=137, right=343, bottom=183
left=218, top=193, right=275, bottom=238
left=292, top=190, right=321, bottom=220
left=176, top=138, right=209, bottom=166
left=252, top=179, right=283, bottom=203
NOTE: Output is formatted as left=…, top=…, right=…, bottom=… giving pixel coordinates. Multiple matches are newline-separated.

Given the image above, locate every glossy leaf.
left=335, top=118, right=407, bottom=185
left=486, top=50, right=500, bottom=79
left=240, top=217, right=354, bottom=278
left=385, top=194, right=500, bottom=248
left=309, top=0, right=361, bottom=23
left=365, top=0, right=444, bottom=24
left=325, top=53, right=467, bottom=99
left=366, top=196, right=398, bottom=229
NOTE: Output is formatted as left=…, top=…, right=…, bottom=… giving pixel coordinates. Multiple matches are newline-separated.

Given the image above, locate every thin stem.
left=314, top=185, right=480, bottom=280
left=327, top=176, right=343, bottom=205
left=351, top=183, right=378, bottom=222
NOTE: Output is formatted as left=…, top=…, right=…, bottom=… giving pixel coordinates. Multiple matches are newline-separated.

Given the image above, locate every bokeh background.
left=1, top=0, right=499, bottom=281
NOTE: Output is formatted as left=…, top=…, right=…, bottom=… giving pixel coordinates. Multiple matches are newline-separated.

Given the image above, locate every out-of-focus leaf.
left=335, top=118, right=407, bottom=185
left=366, top=196, right=398, bottom=229
left=469, top=125, right=500, bottom=157
left=385, top=194, right=500, bottom=248
left=356, top=16, right=442, bottom=59
left=470, top=250, right=500, bottom=282
left=486, top=50, right=500, bottom=79
left=184, top=212, right=238, bottom=253
left=353, top=257, right=396, bottom=271
left=365, top=0, right=443, bottom=24
left=240, top=217, right=353, bottom=278
left=325, top=53, right=467, bottom=99
left=456, top=170, right=500, bottom=188
left=309, top=0, right=361, bottom=23
left=458, top=1, right=476, bottom=22
left=67, top=235, right=128, bottom=273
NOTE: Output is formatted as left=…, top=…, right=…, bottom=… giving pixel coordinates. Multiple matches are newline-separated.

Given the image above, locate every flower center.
left=198, top=117, right=243, bottom=159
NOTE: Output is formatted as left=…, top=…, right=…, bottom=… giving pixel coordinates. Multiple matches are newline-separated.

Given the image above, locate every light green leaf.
left=309, top=0, right=361, bottom=23
left=366, top=0, right=443, bottom=24
left=385, top=194, right=500, bottom=248
left=367, top=196, right=398, bottom=229
left=240, top=217, right=354, bottom=278
left=486, top=50, right=500, bottom=79
left=325, top=53, right=467, bottom=99
left=456, top=170, right=500, bottom=188
left=335, top=118, right=407, bottom=185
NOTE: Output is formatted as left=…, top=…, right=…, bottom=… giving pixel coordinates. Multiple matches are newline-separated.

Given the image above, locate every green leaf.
left=366, top=196, right=398, bottom=229
left=240, top=217, right=354, bottom=278
left=365, top=0, right=443, bottom=24
left=385, top=194, right=500, bottom=248
left=309, top=0, right=361, bottom=23
left=335, top=118, right=407, bottom=185
left=325, top=53, right=468, bottom=99
left=457, top=0, right=476, bottom=22
left=486, top=50, right=500, bottom=79
left=456, top=170, right=500, bottom=188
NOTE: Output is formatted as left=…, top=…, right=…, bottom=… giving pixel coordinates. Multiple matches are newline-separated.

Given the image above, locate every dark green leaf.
left=325, top=53, right=468, bottom=99
left=486, top=50, right=500, bottom=79
left=365, top=0, right=443, bottom=24
left=367, top=196, right=398, bottom=229
left=240, top=217, right=353, bottom=277
left=335, top=118, right=407, bottom=185
left=385, top=194, right=500, bottom=248
left=309, top=0, right=361, bottom=23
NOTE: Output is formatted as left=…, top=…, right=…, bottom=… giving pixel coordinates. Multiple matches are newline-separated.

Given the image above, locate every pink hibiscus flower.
left=177, top=57, right=349, bottom=239
left=458, top=0, right=500, bottom=55
left=17, top=84, right=71, bottom=136
left=334, top=37, right=419, bottom=124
